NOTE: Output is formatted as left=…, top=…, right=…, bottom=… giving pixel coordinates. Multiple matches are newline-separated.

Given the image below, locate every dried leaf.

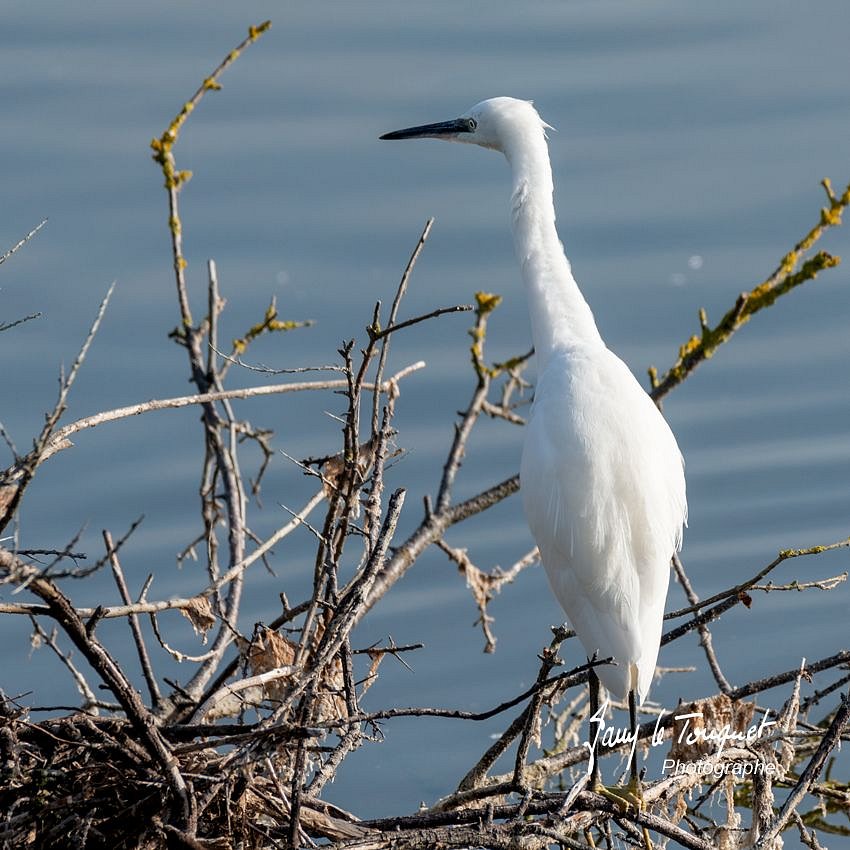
left=316, top=435, right=381, bottom=506
left=316, top=651, right=347, bottom=723
left=669, top=694, right=755, bottom=763
left=311, top=616, right=347, bottom=722
left=179, top=596, right=216, bottom=643
left=442, top=542, right=498, bottom=653
left=246, top=625, right=299, bottom=703
left=359, top=651, right=385, bottom=699
left=672, top=791, right=688, bottom=825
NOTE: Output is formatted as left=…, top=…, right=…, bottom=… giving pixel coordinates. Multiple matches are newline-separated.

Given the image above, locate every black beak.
left=380, top=118, right=471, bottom=141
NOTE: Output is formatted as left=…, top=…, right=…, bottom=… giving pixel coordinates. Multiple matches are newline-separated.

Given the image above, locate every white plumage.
left=382, top=97, right=687, bottom=704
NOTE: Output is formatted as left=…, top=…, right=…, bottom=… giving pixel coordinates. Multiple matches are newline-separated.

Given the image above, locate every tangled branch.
left=1, top=20, right=848, bottom=850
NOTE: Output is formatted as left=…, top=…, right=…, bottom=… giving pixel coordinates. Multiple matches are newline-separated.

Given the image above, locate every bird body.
left=522, top=346, right=685, bottom=702
left=382, top=97, right=686, bottom=704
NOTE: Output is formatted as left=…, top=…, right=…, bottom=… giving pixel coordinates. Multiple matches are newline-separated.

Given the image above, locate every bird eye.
left=466, top=118, right=477, bottom=132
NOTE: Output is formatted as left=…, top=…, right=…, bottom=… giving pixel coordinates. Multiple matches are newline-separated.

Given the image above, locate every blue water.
left=2, top=0, right=849, bottom=833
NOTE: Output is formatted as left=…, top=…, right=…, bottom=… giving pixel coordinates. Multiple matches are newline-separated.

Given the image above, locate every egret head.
left=380, top=97, right=551, bottom=156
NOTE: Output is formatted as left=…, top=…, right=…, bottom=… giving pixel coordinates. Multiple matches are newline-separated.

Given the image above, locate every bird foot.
left=591, top=777, right=653, bottom=849
left=591, top=776, right=640, bottom=811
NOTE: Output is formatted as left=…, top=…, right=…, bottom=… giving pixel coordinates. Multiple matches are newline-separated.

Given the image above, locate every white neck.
left=505, top=132, right=603, bottom=365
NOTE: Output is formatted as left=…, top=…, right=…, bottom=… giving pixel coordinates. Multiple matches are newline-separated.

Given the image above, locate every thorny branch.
left=1, top=22, right=848, bottom=850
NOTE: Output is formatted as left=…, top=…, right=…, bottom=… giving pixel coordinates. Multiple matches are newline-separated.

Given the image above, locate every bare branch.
left=27, top=617, right=99, bottom=714
left=371, top=217, right=433, bottom=435
left=103, top=530, right=162, bottom=709
left=368, top=303, right=474, bottom=342
left=0, top=282, right=116, bottom=534
left=672, top=552, right=732, bottom=694
left=0, top=219, right=47, bottom=266
left=0, top=312, right=42, bottom=334
left=757, top=691, right=850, bottom=848
left=665, top=535, right=850, bottom=621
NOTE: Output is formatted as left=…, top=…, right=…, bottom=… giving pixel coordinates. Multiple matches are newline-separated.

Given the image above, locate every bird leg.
left=587, top=668, right=627, bottom=800
left=629, top=687, right=639, bottom=784
left=584, top=667, right=600, bottom=849
left=587, top=682, right=652, bottom=849
left=588, top=666, right=601, bottom=789
left=627, top=687, right=653, bottom=849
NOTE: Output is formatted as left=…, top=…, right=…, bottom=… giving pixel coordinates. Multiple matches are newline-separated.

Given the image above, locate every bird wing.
left=521, top=346, right=686, bottom=700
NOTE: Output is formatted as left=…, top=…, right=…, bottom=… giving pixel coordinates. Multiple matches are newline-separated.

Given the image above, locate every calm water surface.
left=2, top=0, right=849, bottom=824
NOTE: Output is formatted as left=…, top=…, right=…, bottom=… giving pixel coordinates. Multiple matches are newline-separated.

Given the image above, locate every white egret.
left=381, top=98, right=686, bottom=783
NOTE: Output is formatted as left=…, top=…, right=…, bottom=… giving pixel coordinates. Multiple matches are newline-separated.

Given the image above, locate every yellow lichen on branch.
left=469, top=291, right=502, bottom=377
left=232, top=297, right=314, bottom=354
left=248, top=21, right=272, bottom=40
left=474, top=291, right=502, bottom=316
left=650, top=178, right=849, bottom=400
left=468, top=292, right=532, bottom=382
left=149, top=21, right=272, bottom=327
left=151, top=20, right=271, bottom=161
